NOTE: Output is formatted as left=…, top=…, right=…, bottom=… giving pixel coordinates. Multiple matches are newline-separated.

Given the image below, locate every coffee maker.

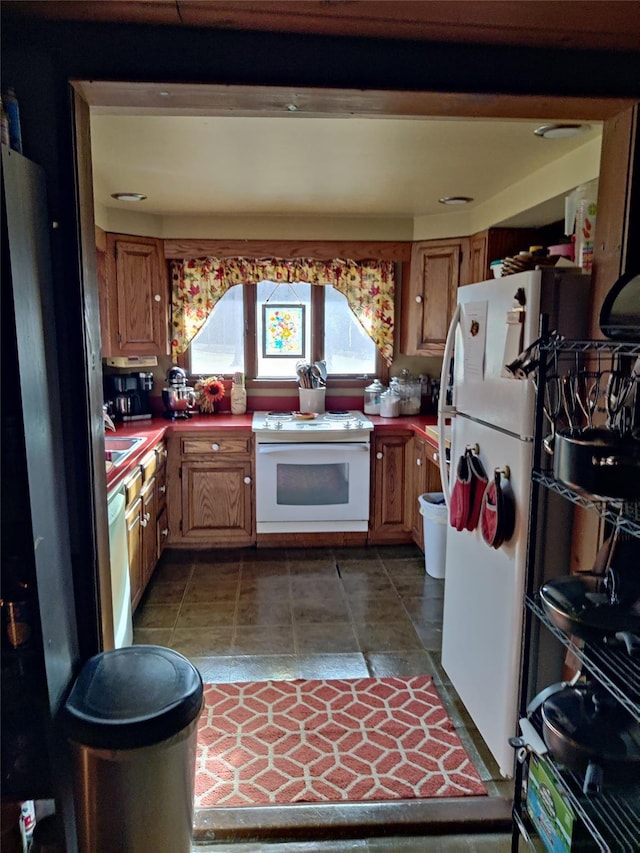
left=105, top=372, right=154, bottom=421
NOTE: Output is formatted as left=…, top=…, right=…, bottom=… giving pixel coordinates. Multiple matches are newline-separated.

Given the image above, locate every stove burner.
left=267, top=411, right=293, bottom=416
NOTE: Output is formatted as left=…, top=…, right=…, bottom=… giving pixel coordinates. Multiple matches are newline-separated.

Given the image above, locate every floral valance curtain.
left=170, top=257, right=395, bottom=365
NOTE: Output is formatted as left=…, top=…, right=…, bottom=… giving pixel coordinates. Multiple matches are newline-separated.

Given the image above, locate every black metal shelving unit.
left=511, top=338, right=640, bottom=853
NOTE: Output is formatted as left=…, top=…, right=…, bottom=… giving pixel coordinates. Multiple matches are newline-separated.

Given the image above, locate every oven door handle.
left=257, top=442, right=371, bottom=454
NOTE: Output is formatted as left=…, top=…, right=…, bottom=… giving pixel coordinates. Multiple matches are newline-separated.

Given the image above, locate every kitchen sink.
left=104, top=436, right=145, bottom=466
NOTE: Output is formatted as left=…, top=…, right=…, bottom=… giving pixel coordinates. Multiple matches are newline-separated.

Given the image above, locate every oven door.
left=256, top=442, right=371, bottom=532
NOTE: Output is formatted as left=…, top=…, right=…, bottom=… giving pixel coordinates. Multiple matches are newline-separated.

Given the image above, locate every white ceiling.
left=90, top=113, right=602, bottom=225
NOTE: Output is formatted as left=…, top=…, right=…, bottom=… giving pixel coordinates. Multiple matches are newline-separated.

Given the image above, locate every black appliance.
left=105, top=372, right=154, bottom=421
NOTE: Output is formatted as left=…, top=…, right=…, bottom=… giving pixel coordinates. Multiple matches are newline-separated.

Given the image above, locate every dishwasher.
left=107, top=485, right=133, bottom=648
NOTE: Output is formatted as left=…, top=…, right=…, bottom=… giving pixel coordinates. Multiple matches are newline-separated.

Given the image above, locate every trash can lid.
left=62, top=645, right=203, bottom=749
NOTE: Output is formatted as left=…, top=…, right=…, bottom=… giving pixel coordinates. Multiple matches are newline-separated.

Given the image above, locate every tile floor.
left=133, top=544, right=514, bottom=850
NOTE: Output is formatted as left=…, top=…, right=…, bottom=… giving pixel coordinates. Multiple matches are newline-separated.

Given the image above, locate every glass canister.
left=392, top=370, right=422, bottom=415
left=379, top=387, right=400, bottom=418
left=363, top=379, right=386, bottom=415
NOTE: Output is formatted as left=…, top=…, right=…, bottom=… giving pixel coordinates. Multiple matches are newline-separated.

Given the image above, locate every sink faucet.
left=103, top=405, right=116, bottom=432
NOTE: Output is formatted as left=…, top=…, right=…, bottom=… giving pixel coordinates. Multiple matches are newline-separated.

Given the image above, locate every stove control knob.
left=344, top=421, right=352, bottom=429
left=275, top=421, right=283, bottom=430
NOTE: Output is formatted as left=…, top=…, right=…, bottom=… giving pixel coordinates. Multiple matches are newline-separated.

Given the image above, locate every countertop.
left=105, top=412, right=440, bottom=491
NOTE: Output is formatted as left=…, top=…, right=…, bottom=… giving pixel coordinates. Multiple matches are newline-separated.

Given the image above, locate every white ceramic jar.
left=379, top=388, right=400, bottom=418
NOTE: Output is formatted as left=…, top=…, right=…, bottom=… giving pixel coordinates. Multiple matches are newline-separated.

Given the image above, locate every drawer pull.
left=376, top=451, right=383, bottom=460
left=415, top=295, right=423, bottom=304
left=243, top=476, right=251, bottom=485
left=211, top=443, right=220, bottom=451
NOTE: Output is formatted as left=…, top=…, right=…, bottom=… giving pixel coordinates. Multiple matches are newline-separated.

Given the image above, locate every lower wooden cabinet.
left=167, top=431, right=254, bottom=548
left=410, top=436, right=443, bottom=551
left=123, top=439, right=166, bottom=611
left=368, top=430, right=413, bottom=545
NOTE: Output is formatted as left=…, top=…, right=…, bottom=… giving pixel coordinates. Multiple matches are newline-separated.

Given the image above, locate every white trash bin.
left=418, top=492, right=447, bottom=578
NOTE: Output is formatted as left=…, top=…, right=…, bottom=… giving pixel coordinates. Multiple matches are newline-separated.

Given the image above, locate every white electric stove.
left=251, top=411, right=374, bottom=533
left=251, top=410, right=373, bottom=443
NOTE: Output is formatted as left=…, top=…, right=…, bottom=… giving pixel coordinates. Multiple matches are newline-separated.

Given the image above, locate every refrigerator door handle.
left=438, top=302, right=460, bottom=507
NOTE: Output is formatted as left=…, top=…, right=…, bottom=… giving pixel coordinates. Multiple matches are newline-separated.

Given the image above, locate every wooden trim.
left=73, top=87, right=113, bottom=651
left=164, top=239, right=411, bottom=262
left=589, top=104, right=639, bottom=337
left=11, top=2, right=640, bottom=54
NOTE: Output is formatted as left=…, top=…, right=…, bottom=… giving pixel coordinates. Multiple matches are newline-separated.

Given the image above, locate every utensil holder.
left=299, top=387, right=325, bottom=413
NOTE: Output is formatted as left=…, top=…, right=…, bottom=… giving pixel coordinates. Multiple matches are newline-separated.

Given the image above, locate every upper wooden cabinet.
left=401, top=238, right=469, bottom=356
left=99, top=232, right=169, bottom=357
left=467, top=227, right=552, bottom=284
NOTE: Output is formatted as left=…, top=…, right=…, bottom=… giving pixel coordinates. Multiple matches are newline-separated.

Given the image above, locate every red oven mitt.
left=466, top=452, right=488, bottom=532
left=450, top=451, right=472, bottom=531
left=481, top=470, right=515, bottom=548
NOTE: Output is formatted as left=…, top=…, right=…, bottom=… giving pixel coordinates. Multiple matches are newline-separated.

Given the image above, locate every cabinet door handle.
left=415, top=295, right=423, bottom=304
left=140, top=517, right=148, bottom=527
left=159, top=485, right=166, bottom=494
left=161, top=527, right=169, bottom=537
left=416, top=458, right=422, bottom=466
left=211, top=443, right=220, bottom=451
left=376, top=451, right=383, bottom=460
left=243, top=476, right=251, bottom=485
left=433, top=452, right=439, bottom=462
left=154, top=294, right=162, bottom=302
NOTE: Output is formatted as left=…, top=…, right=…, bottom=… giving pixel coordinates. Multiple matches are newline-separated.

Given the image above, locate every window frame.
left=178, top=279, right=389, bottom=385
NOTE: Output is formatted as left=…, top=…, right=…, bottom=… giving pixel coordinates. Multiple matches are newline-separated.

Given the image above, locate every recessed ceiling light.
left=438, top=196, right=474, bottom=205
left=534, top=123, right=590, bottom=139
left=111, top=193, right=147, bottom=202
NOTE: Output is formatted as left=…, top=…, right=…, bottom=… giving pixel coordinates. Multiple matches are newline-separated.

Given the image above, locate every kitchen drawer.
left=124, top=466, right=143, bottom=507
left=423, top=440, right=441, bottom=469
left=140, top=449, right=157, bottom=482
left=180, top=434, right=252, bottom=457
left=155, top=441, right=167, bottom=469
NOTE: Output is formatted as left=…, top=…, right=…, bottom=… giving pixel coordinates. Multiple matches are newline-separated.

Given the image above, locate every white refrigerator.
left=437, top=268, right=589, bottom=778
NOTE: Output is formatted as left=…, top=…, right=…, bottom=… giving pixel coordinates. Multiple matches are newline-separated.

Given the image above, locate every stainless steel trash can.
left=62, top=645, right=203, bottom=853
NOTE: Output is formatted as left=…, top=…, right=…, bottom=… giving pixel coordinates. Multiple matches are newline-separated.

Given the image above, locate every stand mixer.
left=162, top=366, right=196, bottom=419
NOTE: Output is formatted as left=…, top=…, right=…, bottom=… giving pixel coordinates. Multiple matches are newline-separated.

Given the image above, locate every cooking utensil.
left=575, top=370, right=600, bottom=431
left=540, top=683, right=640, bottom=793
left=542, top=374, right=563, bottom=454
left=539, top=573, right=640, bottom=640
left=553, top=427, right=640, bottom=499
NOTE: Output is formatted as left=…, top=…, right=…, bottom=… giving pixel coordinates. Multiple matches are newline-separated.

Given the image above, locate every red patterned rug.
left=195, top=676, right=487, bottom=807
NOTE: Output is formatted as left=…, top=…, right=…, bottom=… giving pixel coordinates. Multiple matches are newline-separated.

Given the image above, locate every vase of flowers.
left=194, top=376, right=225, bottom=413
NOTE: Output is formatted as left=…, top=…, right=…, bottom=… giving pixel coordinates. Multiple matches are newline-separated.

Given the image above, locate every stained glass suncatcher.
left=262, top=304, right=306, bottom=358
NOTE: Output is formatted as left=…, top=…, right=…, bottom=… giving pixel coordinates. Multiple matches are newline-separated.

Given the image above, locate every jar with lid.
left=230, top=372, right=247, bottom=415
left=392, top=370, right=422, bottom=415
left=379, top=387, right=400, bottom=418
left=363, top=379, right=386, bottom=415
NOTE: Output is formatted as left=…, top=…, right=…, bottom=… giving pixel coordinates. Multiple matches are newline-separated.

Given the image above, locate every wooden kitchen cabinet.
left=100, top=232, right=168, bottom=357
left=155, top=442, right=169, bottom=559
left=401, top=238, right=469, bottom=356
left=167, top=431, right=254, bottom=547
left=410, top=435, right=443, bottom=550
left=124, top=465, right=144, bottom=609
left=467, top=227, right=551, bottom=284
left=369, top=429, right=413, bottom=545
left=123, top=440, right=166, bottom=611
